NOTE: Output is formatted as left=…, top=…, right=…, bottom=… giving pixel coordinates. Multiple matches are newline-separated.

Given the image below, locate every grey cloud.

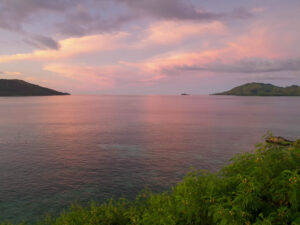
left=229, top=8, right=253, bottom=19
left=0, top=0, right=76, bottom=31
left=24, top=35, right=60, bottom=50
left=179, top=58, right=300, bottom=73
left=55, top=5, right=136, bottom=36
left=116, top=0, right=252, bottom=21
left=0, top=0, right=253, bottom=34
left=0, top=0, right=253, bottom=49
left=0, top=0, right=79, bottom=49
left=237, top=73, right=299, bottom=81
left=55, top=0, right=253, bottom=37
left=0, top=0, right=137, bottom=41
left=55, top=0, right=231, bottom=37
left=116, top=0, right=216, bottom=20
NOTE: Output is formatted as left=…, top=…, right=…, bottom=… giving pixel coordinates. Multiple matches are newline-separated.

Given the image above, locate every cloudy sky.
left=0, top=0, right=299, bottom=94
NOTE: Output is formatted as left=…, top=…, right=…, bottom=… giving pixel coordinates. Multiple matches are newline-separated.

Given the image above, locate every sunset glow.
left=0, top=0, right=299, bottom=94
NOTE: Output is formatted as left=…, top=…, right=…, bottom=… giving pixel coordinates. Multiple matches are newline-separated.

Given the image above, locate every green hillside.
left=213, top=83, right=300, bottom=96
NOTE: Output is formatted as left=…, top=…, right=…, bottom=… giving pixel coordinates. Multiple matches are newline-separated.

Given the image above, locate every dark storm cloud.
left=179, top=58, right=300, bottom=73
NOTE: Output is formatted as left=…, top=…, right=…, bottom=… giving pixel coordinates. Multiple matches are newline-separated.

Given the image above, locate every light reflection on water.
left=0, top=95, right=299, bottom=223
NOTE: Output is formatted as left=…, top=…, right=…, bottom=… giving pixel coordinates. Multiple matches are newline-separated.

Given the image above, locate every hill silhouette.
left=0, top=79, right=70, bottom=96
left=213, top=82, right=300, bottom=96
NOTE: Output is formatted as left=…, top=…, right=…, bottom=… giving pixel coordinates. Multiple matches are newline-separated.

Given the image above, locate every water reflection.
left=0, top=95, right=299, bottom=223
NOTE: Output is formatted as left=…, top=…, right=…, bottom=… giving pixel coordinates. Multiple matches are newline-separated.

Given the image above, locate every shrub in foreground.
left=2, top=137, right=300, bottom=225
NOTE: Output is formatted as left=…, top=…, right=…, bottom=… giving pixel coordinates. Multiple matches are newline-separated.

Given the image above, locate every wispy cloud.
left=0, top=32, right=129, bottom=62
left=43, top=62, right=163, bottom=89
left=24, top=35, right=60, bottom=50
left=0, top=71, right=22, bottom=76
left=44, top=63, right=116, bottom=89
left=116, top=0, right=252, bottom=21
left=0, top=0, right=299, bottom=93
left=0, top=0, right=71, bottom=31
left=0, top=20, right=227, bottom=63
left=137, top=21, right=227, bottom=47
left=179, top=58, right=300, bottom=73
left=0, top=0, right=252, bottom=43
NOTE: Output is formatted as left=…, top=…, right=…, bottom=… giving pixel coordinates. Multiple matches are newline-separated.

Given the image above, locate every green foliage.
left=2, top=138, right=300, bottom=225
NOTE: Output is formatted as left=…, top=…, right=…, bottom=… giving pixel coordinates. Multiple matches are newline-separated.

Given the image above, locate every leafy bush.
left=2, top=137, right=300, bottom=225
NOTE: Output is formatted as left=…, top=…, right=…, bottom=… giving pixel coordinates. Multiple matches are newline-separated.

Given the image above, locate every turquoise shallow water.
left=0, top=95, right=299, bottom=223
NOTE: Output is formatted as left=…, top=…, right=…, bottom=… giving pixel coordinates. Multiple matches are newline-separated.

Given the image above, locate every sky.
left=0, top=0, right=300, bottom=94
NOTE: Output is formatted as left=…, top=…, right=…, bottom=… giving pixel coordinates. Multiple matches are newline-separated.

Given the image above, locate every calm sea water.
left=0, top=95, right=299, bottom=223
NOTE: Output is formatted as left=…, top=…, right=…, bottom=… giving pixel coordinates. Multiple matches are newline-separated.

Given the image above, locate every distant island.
left=0, top=79, right=70, bottom=96
left=213, top=82, right=300, bottom=96
left=181, top=93, right=190, bottom=96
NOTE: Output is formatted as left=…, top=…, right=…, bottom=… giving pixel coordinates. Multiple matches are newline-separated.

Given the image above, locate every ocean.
left=0, top=95, right=299, bottom=223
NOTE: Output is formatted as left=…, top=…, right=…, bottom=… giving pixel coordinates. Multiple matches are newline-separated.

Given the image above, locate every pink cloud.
left=0, top=21, right=227, bottom=64
left=0, top=32, right=129, bottom=63
left=2, top=15, right=299, bottom=92
left=121, top=49, right=224, bottom=77
left=137, top=21, right=227, bottom=47
left=3, top=71, right=22, bottom=75
left=119, top=24, right=299, bottom=80
left=43, top=61, right=174, bottom=90
left=227, top=27, right=279, bottom=59
left=44, top=64, right=116, bottom=89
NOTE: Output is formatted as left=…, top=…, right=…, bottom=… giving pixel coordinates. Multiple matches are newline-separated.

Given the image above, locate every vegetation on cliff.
left=0, top=79, right=69, bottom=96
left=2, top=136, right=299, bottom=225
left=213, top=83, right=300, bottom=96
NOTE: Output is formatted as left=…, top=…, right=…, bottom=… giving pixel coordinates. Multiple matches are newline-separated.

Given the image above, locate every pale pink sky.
left=0, top=0, right=300, bottom=94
